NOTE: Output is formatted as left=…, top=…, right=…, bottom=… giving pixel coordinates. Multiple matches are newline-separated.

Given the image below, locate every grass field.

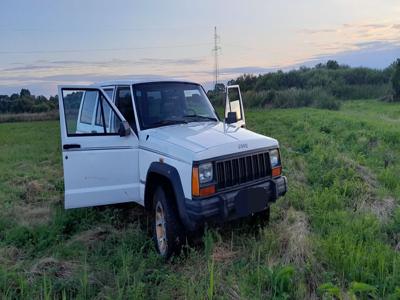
left=1, top=100, right=400, bottom=299
left=0, top=111, right=58, bottom=124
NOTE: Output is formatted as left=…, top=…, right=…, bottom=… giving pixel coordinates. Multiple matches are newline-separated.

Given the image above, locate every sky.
left=1, top=0, right=400, bottom=96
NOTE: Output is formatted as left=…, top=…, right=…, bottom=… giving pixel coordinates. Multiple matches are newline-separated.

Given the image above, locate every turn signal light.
left=192, top=167, right=200, bottom=196
left=192, top=167, right=216, bottom=197
left=272, top=166, right=282, bottom=177
left=199, top=185, right=216, bottom=197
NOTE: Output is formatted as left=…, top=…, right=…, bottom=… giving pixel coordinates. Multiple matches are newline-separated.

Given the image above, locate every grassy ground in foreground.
left=1, top=100, right=400, bottom=299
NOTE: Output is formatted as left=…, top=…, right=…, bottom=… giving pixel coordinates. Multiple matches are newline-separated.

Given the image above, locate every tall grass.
left=1, top=101, right=400, bottom=298
left=0, top=111, right=58, bottom=123
left=242, top=88, right=341, bottom=110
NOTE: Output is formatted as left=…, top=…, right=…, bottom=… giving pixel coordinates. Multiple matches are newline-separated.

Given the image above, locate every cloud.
left=211, top=40, right=400, bottom=82
left=301, top=40, right=400, bottom=69
left=362, top=23, right=388, bottom=29
left=2, top=65, right=55, bottom=72
left=0, top=57, right=205, bottom=73
left=294, top=20, right=400, bottom=69
left=0, top=56, right=208, bottom=95
left=2, top=38, right=399, bottom=97
left=189, top=66, right=281, bottom=77
left=300, top=21, right=396, bottom=40
left=0, top=73, right=177, bottom=96
left=136, top=58, right=205, bottom=65
left=299, top=28, right=337, bottom=35
left=40, top=73, right=176, bottom=83
left=353, top=40, right=400, bottom=50
left=219, top=66, right=276, bottom=75
left=1, top=18, right=399, bottom=96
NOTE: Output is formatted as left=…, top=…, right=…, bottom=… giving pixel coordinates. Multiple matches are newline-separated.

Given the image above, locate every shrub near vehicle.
left=58, top=81, right=287, bottom=258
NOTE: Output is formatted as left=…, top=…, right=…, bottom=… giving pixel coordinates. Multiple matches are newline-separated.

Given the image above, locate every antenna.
left=212, top=26, right=221, bottom=89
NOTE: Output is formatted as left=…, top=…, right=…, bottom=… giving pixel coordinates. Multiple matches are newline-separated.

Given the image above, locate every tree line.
left=0, top=89, right=58, bottom=114
left=208, top=59, right=400, bottom=110
left=2, top=59, right=400, bottom=114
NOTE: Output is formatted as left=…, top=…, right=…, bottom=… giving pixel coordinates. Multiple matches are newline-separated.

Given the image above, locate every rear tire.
left=152, top=186, right=184, bottom=259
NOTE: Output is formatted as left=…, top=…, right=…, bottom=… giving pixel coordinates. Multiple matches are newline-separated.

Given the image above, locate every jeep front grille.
left=216, top=151, right=272, bottom=190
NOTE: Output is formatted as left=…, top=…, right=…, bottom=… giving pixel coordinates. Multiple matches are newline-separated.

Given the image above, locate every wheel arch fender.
left=144, top=162, right=195, bottom=231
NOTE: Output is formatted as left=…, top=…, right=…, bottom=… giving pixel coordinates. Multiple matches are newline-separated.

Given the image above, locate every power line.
left=0, top=25, right=212, bottom=33
left=0, top=42, right=213, bottom=55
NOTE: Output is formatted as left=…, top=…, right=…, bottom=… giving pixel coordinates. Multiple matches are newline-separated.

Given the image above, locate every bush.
left=242, top=90, right=275, bottom=107
left=0, top=111, right=59, bottom=123
left=270, top=88, right=313, bottom=108
left=331, top=83, right=391, bottom=100
left=220, top=60, right=400, bottom=110
left=207, top=90, right=224, bottom=107
left=0, top=89, right=58, bottom=114
left=241, top=88, right=340, bottom=110
left=391, top=59, right=400, bottom=101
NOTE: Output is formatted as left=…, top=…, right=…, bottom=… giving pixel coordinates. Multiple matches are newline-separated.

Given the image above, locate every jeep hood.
left=142, top=122, right=278, bottom=159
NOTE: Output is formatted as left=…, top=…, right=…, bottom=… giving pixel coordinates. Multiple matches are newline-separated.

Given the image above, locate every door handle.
left=63, top=144, right=81, bottom=150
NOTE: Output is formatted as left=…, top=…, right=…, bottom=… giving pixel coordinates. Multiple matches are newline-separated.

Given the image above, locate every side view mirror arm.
left=225, top=112, right=238, bottom=124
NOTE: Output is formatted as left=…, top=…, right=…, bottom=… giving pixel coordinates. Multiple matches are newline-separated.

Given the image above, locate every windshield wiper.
left=183, top=114, right=218, bottom=122
left=150, top=119, right=187, bottom=128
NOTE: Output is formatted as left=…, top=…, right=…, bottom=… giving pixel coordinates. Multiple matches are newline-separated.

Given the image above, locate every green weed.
left=1, top=100, right=400, bottom=298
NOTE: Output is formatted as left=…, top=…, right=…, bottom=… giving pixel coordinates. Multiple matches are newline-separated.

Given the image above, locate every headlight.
left=198, top=162, right=213, bottom=184
left=270, top=149, right=281, bottom=168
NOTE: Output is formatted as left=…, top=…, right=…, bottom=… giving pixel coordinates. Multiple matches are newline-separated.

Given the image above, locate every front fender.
left=146, top=162, right=196, bottom=231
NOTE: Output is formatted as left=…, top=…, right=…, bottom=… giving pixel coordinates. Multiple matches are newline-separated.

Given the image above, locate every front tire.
left=152, top=186, right=184, bottom=259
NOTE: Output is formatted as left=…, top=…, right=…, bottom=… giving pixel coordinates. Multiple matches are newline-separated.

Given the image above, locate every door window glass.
left=115, top=87, right=137, bottom=133
left=227, top=87, right=243, bottom=120
left=62, top=89, right=121, bottom=136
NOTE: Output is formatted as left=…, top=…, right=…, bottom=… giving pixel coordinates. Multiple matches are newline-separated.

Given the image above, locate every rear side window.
left=115, top=86, right=137, bottom=134
left=80, top=91, right=97, bottom=124
left=95, top=88, right=113, bottom=128
left=104, top=88, right=114, bottom=99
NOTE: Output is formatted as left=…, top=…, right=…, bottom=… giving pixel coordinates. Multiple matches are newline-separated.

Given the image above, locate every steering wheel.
left=185, top=108, right=196, bottom=115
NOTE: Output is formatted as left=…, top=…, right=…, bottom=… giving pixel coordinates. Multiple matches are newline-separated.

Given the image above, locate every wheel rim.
left=155, top=201, right=168, bottom=255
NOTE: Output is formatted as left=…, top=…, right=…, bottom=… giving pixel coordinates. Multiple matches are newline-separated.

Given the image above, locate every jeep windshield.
left=132, top=82, right=219, bottom=129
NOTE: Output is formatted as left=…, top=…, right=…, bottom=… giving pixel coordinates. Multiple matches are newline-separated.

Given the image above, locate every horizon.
left=1, top=0, right=400, bottom=96
left=0, top=61, right=395, bottom=98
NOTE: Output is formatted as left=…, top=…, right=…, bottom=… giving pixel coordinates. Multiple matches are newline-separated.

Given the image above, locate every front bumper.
left=184, top=176, right=287, bottom=230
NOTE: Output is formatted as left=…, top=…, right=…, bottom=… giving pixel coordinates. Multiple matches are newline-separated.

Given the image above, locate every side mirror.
left=225, top=112, right=237, bottom=124
left=118, top=121, right=131, bottom=137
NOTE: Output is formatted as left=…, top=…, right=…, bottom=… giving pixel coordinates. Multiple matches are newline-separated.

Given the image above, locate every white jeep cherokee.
left=58, top=80, right=287, bottom=257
